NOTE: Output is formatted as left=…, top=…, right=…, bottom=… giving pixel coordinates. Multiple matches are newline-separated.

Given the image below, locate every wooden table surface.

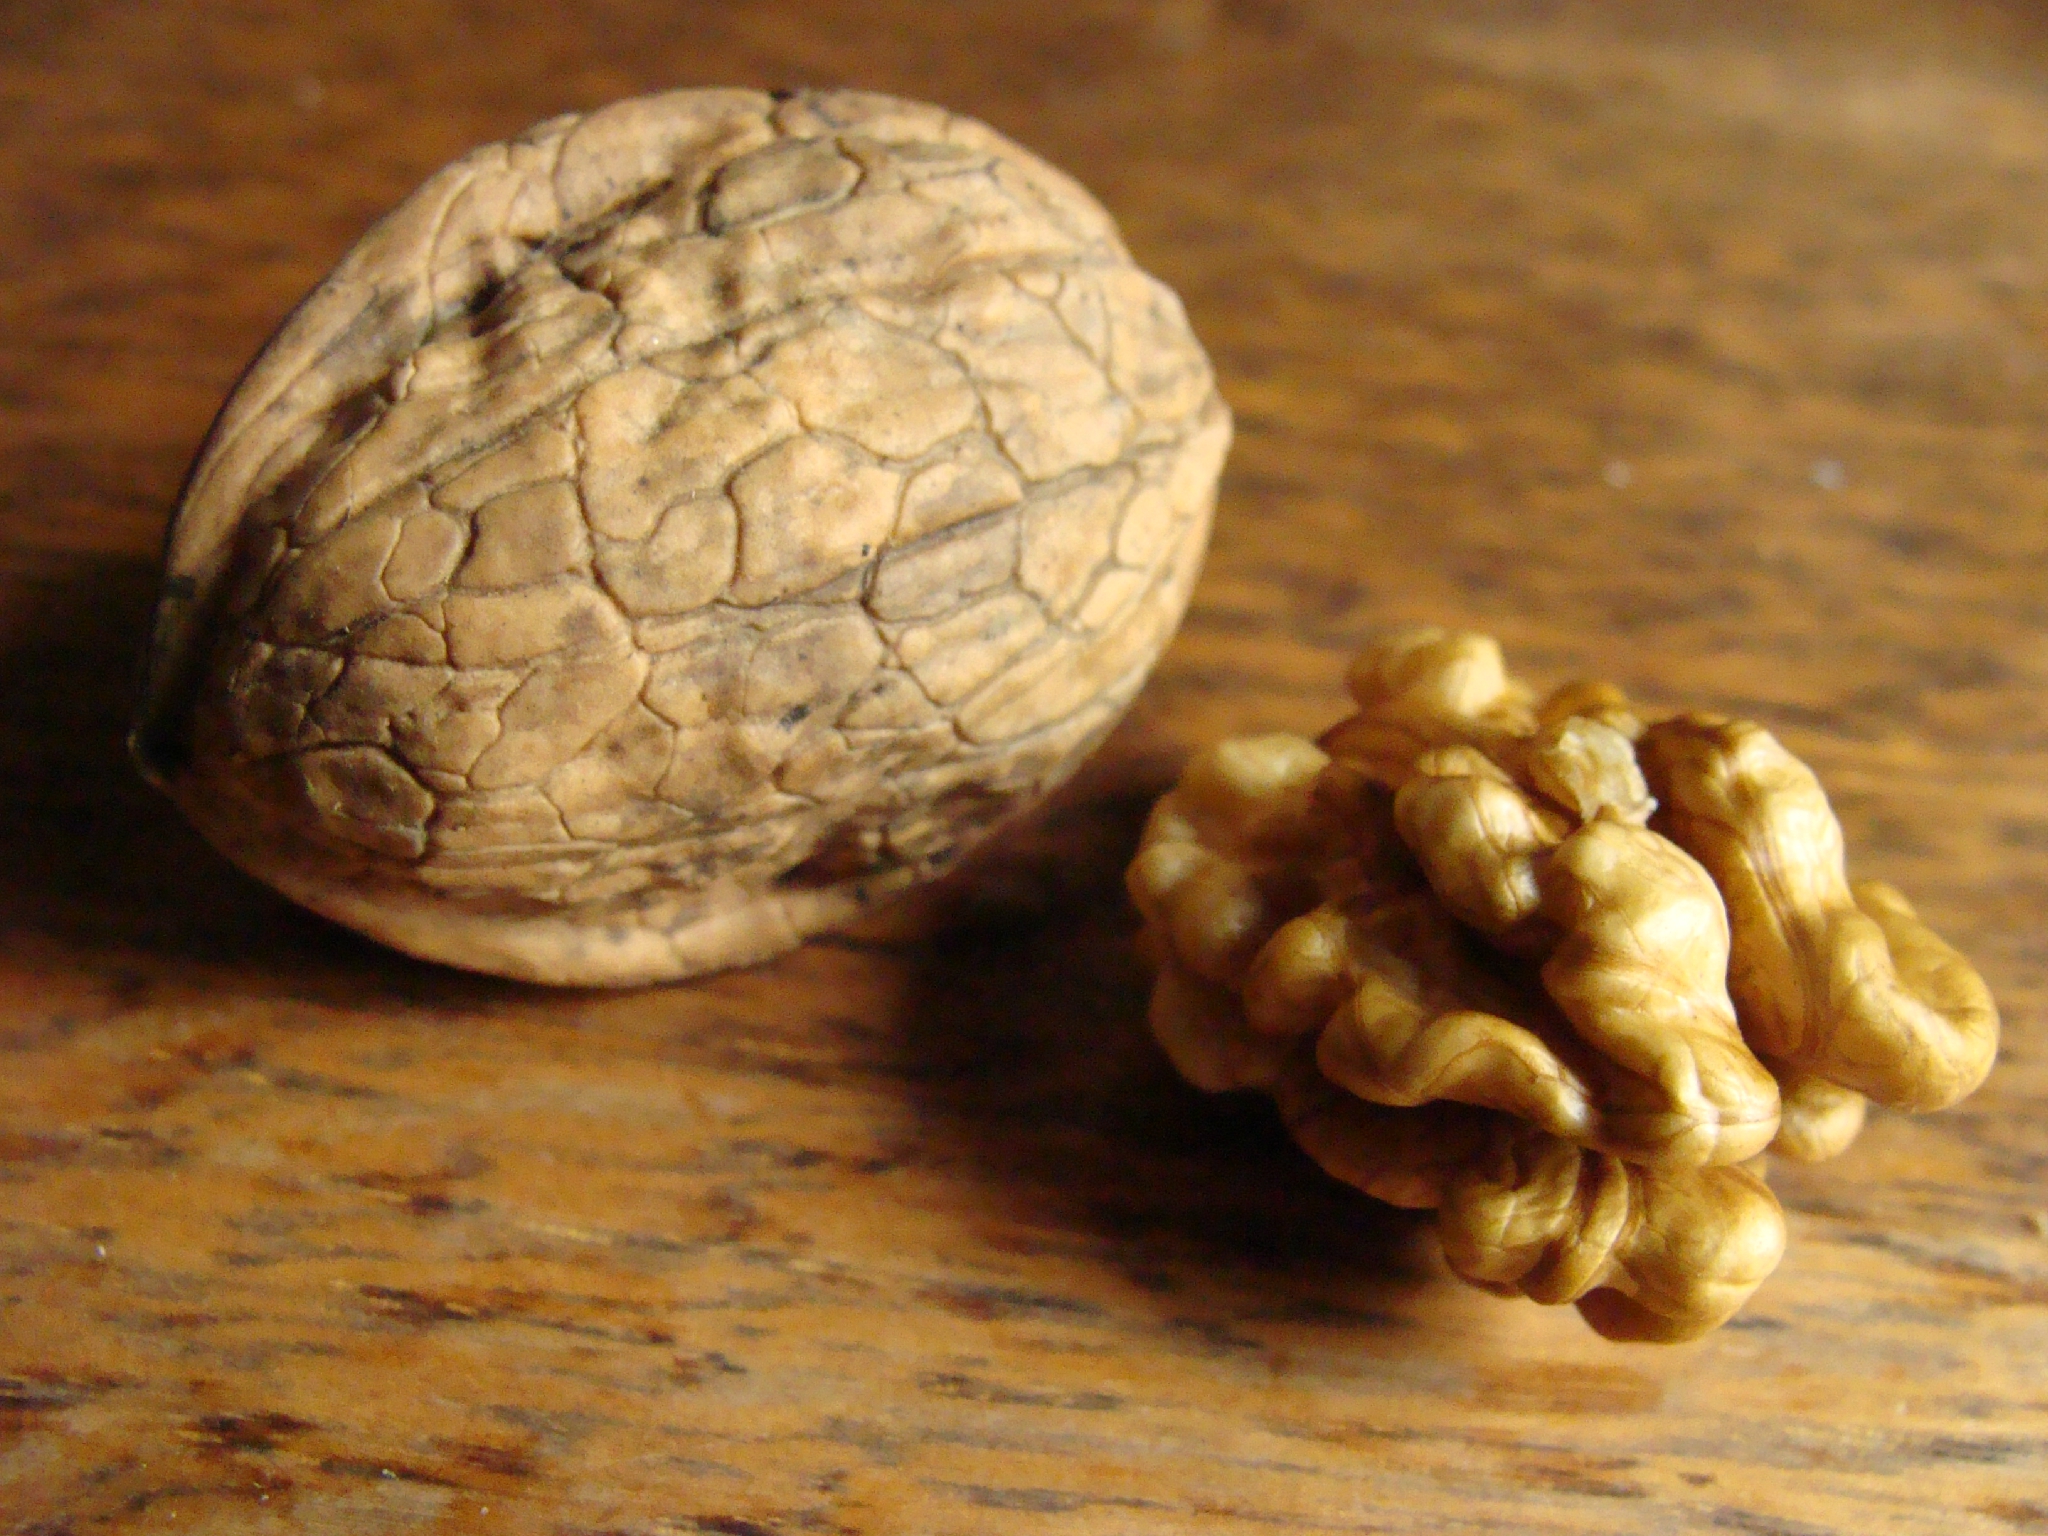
left=5, top=2, right=2047, bottom=1530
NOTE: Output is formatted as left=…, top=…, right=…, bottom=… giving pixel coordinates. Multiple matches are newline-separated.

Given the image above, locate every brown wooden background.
left=5, top=1, right=2048, bottom=1530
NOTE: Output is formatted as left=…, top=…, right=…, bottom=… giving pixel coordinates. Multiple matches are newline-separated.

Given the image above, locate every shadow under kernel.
left=891, top=772, right=1436, bottom=1317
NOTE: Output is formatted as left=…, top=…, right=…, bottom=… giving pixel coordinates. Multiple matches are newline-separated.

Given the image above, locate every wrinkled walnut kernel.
left=1130, top=627, right=1998, bottom=1341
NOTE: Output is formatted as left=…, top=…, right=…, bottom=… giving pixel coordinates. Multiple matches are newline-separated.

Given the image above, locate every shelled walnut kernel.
left=1128, top=628, right=1997, bottom=1341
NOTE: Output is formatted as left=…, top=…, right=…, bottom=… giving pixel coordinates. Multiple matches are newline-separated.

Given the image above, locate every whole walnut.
left=134, top=88, right=1229, bottom=985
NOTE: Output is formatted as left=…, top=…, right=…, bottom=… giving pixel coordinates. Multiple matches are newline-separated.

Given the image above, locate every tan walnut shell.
left=133, top=88, right=1230, bottom=985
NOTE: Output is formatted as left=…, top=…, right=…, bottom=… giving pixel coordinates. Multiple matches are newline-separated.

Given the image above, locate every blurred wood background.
left=4, top=1, right=2047, bottom=1530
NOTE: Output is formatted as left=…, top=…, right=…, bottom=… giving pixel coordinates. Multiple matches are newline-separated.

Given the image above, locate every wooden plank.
left=2, top=2, right=2044, bottom=1529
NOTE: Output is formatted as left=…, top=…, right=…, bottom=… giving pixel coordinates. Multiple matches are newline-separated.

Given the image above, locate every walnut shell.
left=134, top=88, right=1229, bottom=985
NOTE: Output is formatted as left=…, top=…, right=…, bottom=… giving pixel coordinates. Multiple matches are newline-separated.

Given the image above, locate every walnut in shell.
left=133, top=88, right=1229, bottom=985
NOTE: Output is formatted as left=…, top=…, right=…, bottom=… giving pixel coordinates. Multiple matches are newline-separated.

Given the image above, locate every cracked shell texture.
left=134, top=88, right=1229, bottom=985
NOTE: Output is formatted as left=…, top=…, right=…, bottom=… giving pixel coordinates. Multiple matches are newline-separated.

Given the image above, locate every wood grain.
left=4, top=1, right=2046, bottom=1530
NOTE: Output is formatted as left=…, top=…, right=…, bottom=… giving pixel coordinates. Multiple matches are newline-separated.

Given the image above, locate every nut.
left=1130, top=627, right=1997, bottom=1339
left=134, top=88, right=1229, bottom=985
